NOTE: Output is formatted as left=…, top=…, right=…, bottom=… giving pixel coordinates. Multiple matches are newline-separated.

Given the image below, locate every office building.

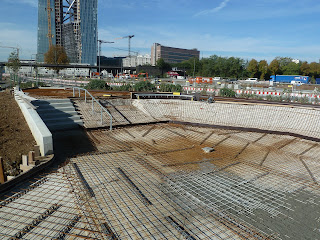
left=151, top=43, right=200, bottom=66
left=123, top=54, right=151, bottom=67
left=37, top=0, right=98, bottom=65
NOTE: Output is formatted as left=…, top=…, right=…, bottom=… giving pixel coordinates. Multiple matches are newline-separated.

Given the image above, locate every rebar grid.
left=64, top=152, right=239, bottom=240
left=1, top=117, right=320, bottom=239
left=0, top=172, right=102, bottom=239
left=74, top=99, right=157, bottom=129
left=86, top=123, right=320, bottom=238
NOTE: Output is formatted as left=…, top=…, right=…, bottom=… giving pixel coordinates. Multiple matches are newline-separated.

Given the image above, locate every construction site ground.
left=0, top=91, right=36, bottom=176
left=1, top=88, right=320, bottom=239
left=1, top=122, right=319, bottom=239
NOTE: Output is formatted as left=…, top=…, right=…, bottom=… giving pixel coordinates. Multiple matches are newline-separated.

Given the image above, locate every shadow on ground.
left=51, top=127, right=97, bottom=167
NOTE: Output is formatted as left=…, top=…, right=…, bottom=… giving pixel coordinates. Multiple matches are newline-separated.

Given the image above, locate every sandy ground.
left=23, top=88, right=131, bottom=99
left=0, top=91, right=36, bottom=175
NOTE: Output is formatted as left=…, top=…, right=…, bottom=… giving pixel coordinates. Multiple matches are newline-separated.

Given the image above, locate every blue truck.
left=270, top=75, right=309, bottom=84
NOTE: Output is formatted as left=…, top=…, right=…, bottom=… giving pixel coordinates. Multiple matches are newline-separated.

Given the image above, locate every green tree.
left=6, top=50, right=21, bottom=86
left=300, top=62, right=310, bottom=76
left=247, top=59, right=259, bottom=78
left=309, top=62, right=319, bottom=82
left=44, top=45, right=69, bottom=74
left=156, top=58, right=171, bottom=77
left=269, top=59, right=280, bottom=76
left=258, top=60, right=268, bottom=80
left=275, top=57, right=293, bottom=74
left=282, top=62, right=300, bottom=75
left=228, top=57, right=245, bottom=78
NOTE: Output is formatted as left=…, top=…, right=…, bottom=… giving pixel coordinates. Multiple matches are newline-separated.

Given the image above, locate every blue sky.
left=1, top=0, right=320, bottom=63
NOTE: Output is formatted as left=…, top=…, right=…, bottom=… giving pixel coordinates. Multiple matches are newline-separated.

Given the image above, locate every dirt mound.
left=0, top=91, right=36, bottom=175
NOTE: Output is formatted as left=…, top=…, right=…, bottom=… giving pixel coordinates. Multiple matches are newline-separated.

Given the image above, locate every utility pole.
left=97, top=40, right=114, bottom=77
left=193, top=57, right=195, bottom=79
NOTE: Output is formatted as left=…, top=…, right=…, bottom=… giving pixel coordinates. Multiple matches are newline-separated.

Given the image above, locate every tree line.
left=166, top=56, right=320, bottom=83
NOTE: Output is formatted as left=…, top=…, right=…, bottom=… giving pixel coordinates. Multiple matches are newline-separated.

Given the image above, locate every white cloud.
left=194, top=0, right=230, bottom=17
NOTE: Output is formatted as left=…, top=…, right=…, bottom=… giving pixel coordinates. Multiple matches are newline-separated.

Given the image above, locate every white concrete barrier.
left=133, top=99, right=320, bottom=139
left=14, top=89, right=53, bottom=156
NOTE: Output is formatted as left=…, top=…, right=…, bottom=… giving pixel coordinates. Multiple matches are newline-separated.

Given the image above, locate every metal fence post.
left=79, top=88, right=81, bottom=98
left=85, top=91, right=87, bottom=103
left=73, top=87, right=75, bottom=97
left=92, top=98, right=94, bottom=113
left=101, top=107, right=103, bottom=124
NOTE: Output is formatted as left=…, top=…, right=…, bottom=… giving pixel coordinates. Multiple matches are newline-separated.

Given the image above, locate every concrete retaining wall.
left=133, top=99, right=320, bottom=140
left=14, top=90, right=53, bottom=156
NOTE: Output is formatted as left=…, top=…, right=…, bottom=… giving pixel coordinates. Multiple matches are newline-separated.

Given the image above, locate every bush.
left=85, top=79, right=106, bottom=90
left=219, top=88, right=236, bottom=97
left=133, top=81, right=155, bottom=92
left=113, top=84, right=133, bottom=91
left=159, top=83, right=182, bottom=92
left=19, top=81, right=47, bottom=89
left=299, top=96, right=309, bottom=104
left=266, top=95, right=273, bottom=101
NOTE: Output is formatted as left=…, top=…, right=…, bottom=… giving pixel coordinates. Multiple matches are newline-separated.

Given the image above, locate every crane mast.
left=46, top=0, right=53, bottom=47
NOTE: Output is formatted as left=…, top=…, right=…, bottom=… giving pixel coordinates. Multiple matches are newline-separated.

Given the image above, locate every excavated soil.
left=0, top=91, right=36, bottom=175
left=24, top=88, right=131, bottom=99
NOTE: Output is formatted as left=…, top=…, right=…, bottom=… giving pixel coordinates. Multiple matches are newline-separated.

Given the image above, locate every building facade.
left=151, top=43, right=200, bottom=66
left=37, top=0, right=97, bottom=66
left=122, top=54, right=151, bottom=67
left=5, top=60, right=91, bottom=77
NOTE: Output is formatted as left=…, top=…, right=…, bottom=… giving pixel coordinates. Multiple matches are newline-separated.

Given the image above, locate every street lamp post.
left=30, top=54, right=37, bottom=79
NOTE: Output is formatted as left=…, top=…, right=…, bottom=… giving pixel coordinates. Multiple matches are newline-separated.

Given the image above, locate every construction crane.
left=115, top=35, right=135, bottom=58
left=46, top=0, right=53, bottom=47
left=0, top=45, right=19, bottom=58
left=97, top=40, right=114, bottom=75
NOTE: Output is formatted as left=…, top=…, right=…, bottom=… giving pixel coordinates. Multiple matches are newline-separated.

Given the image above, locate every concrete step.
left=32, top=99, right=72, bottom=104
left=38, top=111, right=80, bottom=119
left=32, top=98, right=83, bottom=132
left=36, top=106, right=77, bottom=114
left=38, top=103, right=74, bottom=108
left=42, top=115, right=82, bottom=124
left=46, top=119, right=84, bottom=126
left=33, top=102, right=74, bottom=108
left=46, top=122, right=83, bottom=131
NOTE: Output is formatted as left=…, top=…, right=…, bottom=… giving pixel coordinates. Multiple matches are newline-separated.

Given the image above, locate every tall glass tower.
left=37, top=0, right=97, bottom=66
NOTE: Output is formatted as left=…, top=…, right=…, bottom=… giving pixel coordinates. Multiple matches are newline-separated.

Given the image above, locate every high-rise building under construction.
left=37, top=0, right=97, bottom=65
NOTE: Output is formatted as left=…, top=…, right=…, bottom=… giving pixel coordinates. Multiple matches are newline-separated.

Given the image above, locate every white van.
left=291, top=81, right=303, bottom=85
left=246, top=78, right=258, bottom=82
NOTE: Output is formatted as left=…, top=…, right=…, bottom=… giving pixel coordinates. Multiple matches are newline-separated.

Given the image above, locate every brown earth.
left=0, top=91, right=36, bottom=176
left=24, top=88, right=131, bottom=99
